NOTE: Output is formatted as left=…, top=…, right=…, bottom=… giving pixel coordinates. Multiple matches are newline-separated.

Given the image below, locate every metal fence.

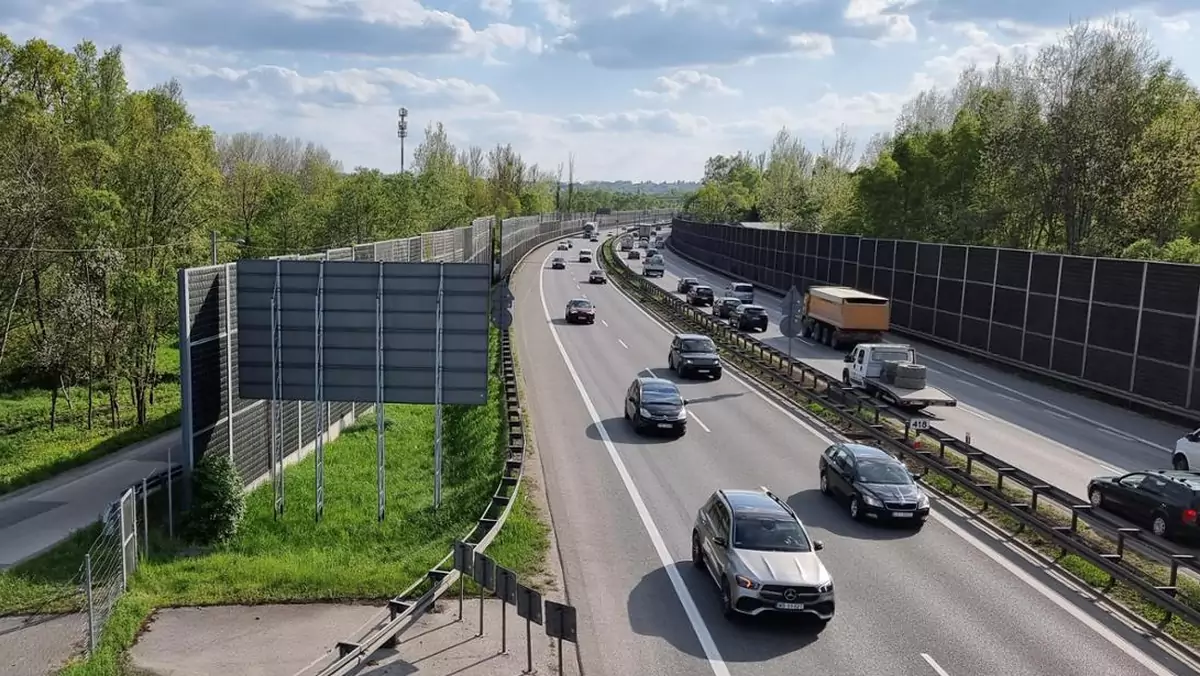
left=668, top=217, right=1200, bottom=417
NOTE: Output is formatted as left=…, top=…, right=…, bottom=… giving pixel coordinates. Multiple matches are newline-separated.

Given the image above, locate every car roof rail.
left=760, top=486, right=796, bottom=516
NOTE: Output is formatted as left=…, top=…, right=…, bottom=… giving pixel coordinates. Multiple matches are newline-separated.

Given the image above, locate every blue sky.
left=1, top=0, right=1197, bottom=181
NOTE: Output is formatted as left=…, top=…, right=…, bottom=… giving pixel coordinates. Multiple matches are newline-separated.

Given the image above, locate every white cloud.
left=480, top=0, right=512, bottom=20
left=1161, top=17, right=1190, bottom=33
left=632, top=70, right=740, bottom=100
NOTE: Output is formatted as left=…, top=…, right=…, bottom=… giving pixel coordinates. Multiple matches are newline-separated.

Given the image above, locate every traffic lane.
left=561, top=274, right=1171, bottom=676
left=660, top=249, right=1182, bottom=452
left=514, top=247, right=710, bottom=676
left=651, top=259, right=1169, bottom=491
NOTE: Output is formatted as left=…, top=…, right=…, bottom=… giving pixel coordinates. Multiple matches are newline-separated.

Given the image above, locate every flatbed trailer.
left=842, top=343, right=957, bottom=411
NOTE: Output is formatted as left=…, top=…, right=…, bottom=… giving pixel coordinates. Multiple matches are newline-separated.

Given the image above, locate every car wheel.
left=623, top=404, right=630, bottom=420
left=691, top=532, right=705, bottom=568
left=849, top=496, right=863, bottom=521
left=842, top=370, right=851, bottom=386
left=1088, top=489, right=1103, bottom=508
left=819, top=471, right=830, bottom=495
left=1153, top=514, right=1170, bottom=538
left=668, top=353, right=675, bottom=370
left=720, top=580, right=736, bottom=619
left=712, top=371, right=722, bottom=380
left=1174, top=455, right=1190, bottom=471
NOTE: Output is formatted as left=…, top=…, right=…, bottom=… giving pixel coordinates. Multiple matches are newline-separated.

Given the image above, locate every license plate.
left=892, top=511, right=914, bottom=518
left=657, top=423, right=673, bottom=429
left=775, top=602, right=805, bottom=610
left=696, top=369, right=709, bottom=373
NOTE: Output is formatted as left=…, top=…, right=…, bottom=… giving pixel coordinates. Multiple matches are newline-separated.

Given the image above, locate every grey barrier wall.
left=668, top=218, right=1200, bottom=417
left=179, top=209, right=672, bottom=485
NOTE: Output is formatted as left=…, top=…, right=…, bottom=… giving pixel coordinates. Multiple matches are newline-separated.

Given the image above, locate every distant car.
left=639, top=238, right=649, bottom=249
left=819, top=443, right=929, bottom=528
left=692, top=487, right=833, bottom=622
left=1173, top=428, right=1200, bottom=470
left=726, top=282, right=755, bottom=304
left=677, top=277, right=700, bottom=294
left=687, top=285, right=715, bottom=307
left=589, top=269, right=607, bottom=284
left=713, top=297, right=742, bottom=319
left=564, top=298, right=596, bottom=324
left=591, top=234, right=600, bottom=242
left=551, top=257, right=566, bottom=270
left=579, top=249, right=593, bottom=263
left=628, top=249, right=641, bottom=260
left=730, top=304, right=768, bottom=331
left=557, top=241, right=569, bottom=251
left=1088, top=470, right=1200, bottom=540
left=647, top=248, right=659, bottom=258
left=668, top=333, right=721, bottom=379
left=624, top=377, right=688, bottom=436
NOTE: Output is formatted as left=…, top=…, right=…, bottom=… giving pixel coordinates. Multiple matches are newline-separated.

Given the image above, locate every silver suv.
left=691, top=488, right=834, bottom=623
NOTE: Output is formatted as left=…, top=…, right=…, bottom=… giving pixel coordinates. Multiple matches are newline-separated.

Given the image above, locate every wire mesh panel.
left=422, top=229, right=462, bottom=262
left=668, top=217, right=1200, bottom=416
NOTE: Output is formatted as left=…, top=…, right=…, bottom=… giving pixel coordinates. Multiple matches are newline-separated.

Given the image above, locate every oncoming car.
left=557, top=241, right=569, bottom=251
left=692, top=488, right=833, bottom=622
left=818, top=443, right=929, bottom=528
left=564, top=298, right=596, bottom=324
left=579, top=248, right=593, bottom=263
left=628, top=249, right=641, bottom=260
left=668, top=333, right=721, bottom=379
left=623, top=377, right=688, bottom=436
left=589, top=268, right=607, bottom=284
left=551, top=256, right=566, bottom=270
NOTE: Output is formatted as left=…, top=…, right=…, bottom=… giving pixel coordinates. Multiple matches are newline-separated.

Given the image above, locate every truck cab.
left=845, top=344, right=916, bottom=385
left=842, top=343, right=956, bottom=411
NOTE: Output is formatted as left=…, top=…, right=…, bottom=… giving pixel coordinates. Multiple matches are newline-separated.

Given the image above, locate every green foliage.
left=687, top=19, right=1200, bottom=261
left=185, top=451, right=245, bottom=546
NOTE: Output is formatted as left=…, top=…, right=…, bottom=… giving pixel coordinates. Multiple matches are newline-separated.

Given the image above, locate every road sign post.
left=453, top=541, right=474, bottom=621
left=779, top=286, right=803, bottom=376
left=544, top=600, right=577, bottom=676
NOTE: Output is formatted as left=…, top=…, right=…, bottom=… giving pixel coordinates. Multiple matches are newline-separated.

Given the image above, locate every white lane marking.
left=601, top=320, right=609, bottom=327
left=667, top=254, right=1175, bottom=454
left=1098, top=427, right=1136, bottom=442
left=996, top=393, right=1020, bottom=403
left=957, top=379, right=980, bottom=388
left=608, top=264, right=1179, bottom=673
left=962, top=407, right=995, bottom=422
left=688, top=410, right=711, bottom=433
left=1048, top=411, right=1070, bottom=420
left=1100, top=464, right=1125, bottom=475
left=618, top=339, right=629, bottom=350
left=538, top=250, right=732, bottom=676
left=920, top=654, right=951, bottom=676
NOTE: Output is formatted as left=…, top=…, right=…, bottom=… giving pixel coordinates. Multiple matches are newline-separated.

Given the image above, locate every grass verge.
left=602, top=238, right=1200, bottom=653
left=4, top=330, right=548, bottom=675
left=0, top=342, right=181, bottom=496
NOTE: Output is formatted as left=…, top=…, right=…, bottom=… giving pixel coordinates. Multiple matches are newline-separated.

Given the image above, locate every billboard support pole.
left=314, top=261, right=326, bottom=523
left=376, top=261, right=386, bottom=522
left=270, top=260, right=284, bottom=519
left=433, top=262, right=445, bottom=510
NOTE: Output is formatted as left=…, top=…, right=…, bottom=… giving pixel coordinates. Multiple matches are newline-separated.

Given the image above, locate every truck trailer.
left=842, top=343, right=957, bottom=411
left=800, top=286, right=889, bottom=350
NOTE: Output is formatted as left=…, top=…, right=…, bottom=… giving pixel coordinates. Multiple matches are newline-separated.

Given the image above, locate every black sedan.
left=588, top=269, right=607, bottom=284
left=1088, top=470, right=1200, bottom=540
left=551, top=257, right=566, bottom=270
left=623, top=377, right=688, bottom=437
left=564, top=298, right=596, bottom=324
left=819, top=443, right=929, bottom=528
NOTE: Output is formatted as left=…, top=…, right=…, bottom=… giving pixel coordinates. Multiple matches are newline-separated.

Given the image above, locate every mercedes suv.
left=692, top=488, right=833, bottom=623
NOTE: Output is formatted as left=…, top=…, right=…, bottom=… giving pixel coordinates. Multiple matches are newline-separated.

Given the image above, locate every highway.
left=647, top=230, right=1189, bottom=498
left=512, top=230, right=1193, bottom=676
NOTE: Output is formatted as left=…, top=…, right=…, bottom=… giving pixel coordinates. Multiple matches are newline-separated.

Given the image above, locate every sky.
left=0, top=1, right=1198, bottom=182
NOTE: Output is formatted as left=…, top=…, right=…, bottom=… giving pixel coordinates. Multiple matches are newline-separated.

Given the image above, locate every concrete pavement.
left=516, top=234, right=1194, bottom=676
left=0, top=429, right=179, bottom=569
left=654, top=237, right=1186, bottom=498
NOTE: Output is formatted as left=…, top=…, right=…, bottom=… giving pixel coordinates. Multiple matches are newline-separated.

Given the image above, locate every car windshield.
left=569, top=300, right=592, bottom=309
left=641, top=382, right=682, bottom=404
left=680, top=338, right=716, bottom=353
left=744, top=307, right=767, bottom=315
left=553, top=257, right=564, bottom=262
left=695, top=287, right=713, bottom=295
left=684, top=278, right=697, bottom=284
left=723, top=299, right=741, bottom=306
left=856, top=458, right=912, bottom=485
left=871, top=348, right=911, bottom=363
left=591, top=269, right=604, bottom=275
left=732, top=284, right=753, bottom=292
left=733, top=516, right=812, bottom=552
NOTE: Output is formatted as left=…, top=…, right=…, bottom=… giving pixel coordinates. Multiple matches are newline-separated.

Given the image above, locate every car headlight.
left=917, top=492, right=930, bottom=508
left=734, top=575, right=761, bottom=590
left=860, top=492, right=883, bottom=507
left=683, top=358, right=692, bottom=364
left=639, top=407, right=651, bottom=418
left=817, top=580, right=834, bottom=593
left=676, top=408, right=688, bottom=420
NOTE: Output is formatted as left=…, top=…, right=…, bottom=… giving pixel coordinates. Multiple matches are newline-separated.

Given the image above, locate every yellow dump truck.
left=800, top=286, right=890, bottom=350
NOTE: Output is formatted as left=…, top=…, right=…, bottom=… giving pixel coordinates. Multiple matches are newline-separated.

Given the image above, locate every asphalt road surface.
left=648, top=232, right=1188, bottom=498
left=512, top=232, right=1192, bottom=676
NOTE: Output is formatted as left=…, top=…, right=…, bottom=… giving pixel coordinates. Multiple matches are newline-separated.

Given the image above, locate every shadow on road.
left=627, top=564, right=823, bottom=662
left=786, top=489, right=920, bottom=541
left=585, top=418, right=678, bottom=444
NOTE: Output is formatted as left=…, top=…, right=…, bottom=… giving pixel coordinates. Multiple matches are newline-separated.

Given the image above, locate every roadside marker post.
left=495, top=565, right=518, bottom=654
left=473, top=553, right=495, bottom=636
left=453, top=541, right=474, bottom=622
left=516, top=584, right=543, bottom=673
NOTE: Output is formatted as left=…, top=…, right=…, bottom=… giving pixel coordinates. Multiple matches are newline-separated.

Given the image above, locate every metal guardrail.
left=600, top=237, right=1200, bottom=634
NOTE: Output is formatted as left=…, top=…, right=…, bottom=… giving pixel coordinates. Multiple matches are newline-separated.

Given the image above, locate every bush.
left=186, top=452, right=245, bottom=545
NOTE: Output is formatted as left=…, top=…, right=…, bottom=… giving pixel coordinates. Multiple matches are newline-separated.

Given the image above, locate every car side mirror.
left=813, top=540, right=824, bottom=551
left=713, top=536, right=728, bottom=548
left=683, top=399, right=690, bottom=405
left=843, top=354, right=853, bottom=363
left=1189, top=434, right=1199, bottom=443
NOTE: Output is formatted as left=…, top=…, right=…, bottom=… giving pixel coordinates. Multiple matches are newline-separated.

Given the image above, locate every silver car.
left=692, top=488, right=834, bottom=623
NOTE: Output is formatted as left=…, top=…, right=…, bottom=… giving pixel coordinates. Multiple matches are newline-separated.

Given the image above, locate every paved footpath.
left=0, top=429, right=179, bottom=569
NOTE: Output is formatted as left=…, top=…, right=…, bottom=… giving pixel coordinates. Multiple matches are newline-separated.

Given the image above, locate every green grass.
left=0, top=342, right=182, bottom=496
left=36, top=329, right=550, bottom=675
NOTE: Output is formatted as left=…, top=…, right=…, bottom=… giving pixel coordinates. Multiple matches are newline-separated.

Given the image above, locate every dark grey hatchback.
left=818, top=443, right=929, bottom=528
left=624, top=377, right=689, bottom=437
